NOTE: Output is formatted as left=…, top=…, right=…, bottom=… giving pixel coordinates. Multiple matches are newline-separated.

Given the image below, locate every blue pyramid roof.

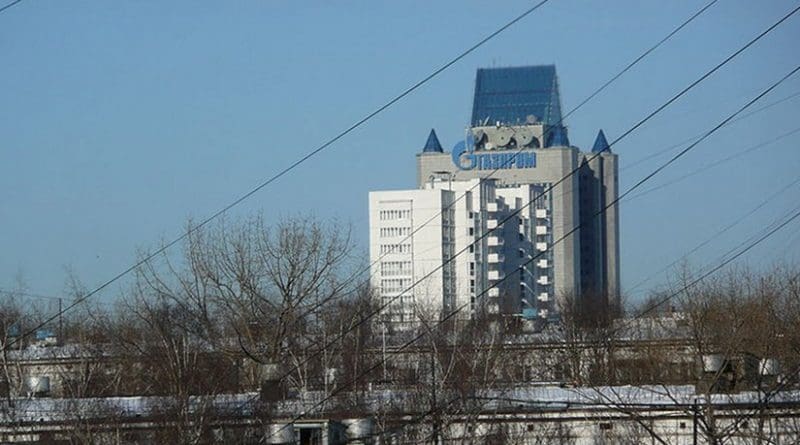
left=423, top=129, right=443, bottom=153
left=592, top=129, right=610, bottom=153
left=547, top=126, right=570, bottom=147
left=471, top=65, right=563, bottom=127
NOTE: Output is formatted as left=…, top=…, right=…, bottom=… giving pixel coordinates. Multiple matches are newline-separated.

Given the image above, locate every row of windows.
left=380, top=227, right=411, bottom=238
left=379, top=209, right=411, bottom=221
left=379, top=244, right=411, bottom=254
left=381, top=261, right=412, bottom=276
left=381, top=278, right=412, bottom=294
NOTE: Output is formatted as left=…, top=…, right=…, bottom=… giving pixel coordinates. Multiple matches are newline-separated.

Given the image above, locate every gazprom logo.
left=451, top=140, right=536, bottom=171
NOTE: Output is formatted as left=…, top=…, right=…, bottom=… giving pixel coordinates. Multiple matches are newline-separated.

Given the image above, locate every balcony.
left=487, top=253, right=504, bottom=263
left=535, top=225, right=548, bottom=235
left=537, top=259, right=549, bottom=269
left=536, top=276, right=549, bottom=285
left=487, top=219, right=498, bottom=229
left=535, top=242, right=547, bottom=252
left=488, top=270, right=504, bottom=281
left=486, top=202, right=498, bottom=212
left=537, top=292, right=549, bottom=302
left=488, top=236, right=504, bottom=247
left=487, top=288, right=500, bottom=297
left=535, top=208, right=548, bottom=219
left=538, top=309, right=549, bottom=318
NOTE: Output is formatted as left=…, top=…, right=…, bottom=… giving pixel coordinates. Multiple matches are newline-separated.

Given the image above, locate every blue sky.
left=1, top=0, right=799, bottom=307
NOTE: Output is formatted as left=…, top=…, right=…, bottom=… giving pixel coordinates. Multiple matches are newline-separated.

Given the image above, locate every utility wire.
left=365, top=62, right=800, bottom=441
left=544, top=119, right=800, bottom=224
left=11, top=0, right=718, bottom=357
left=9, top=0, right=707, bottom=409
left=263, top=2, right=800, bottom=404
left=259, top=52, right=800, bottom=445
left=347, top=0, right=720, bottom=302
left=382, top=198, right=800, bottom=442
left=2, top=0, right=554, bottom=352
left=374, top=206, right=800, bottom=444
left=125, top=10, right=800, bottom=442
left=190, top=1, right=728, bottom=417
left=278, top=0, right=721, bottom=340
left=625, top=175, right=800, bottom=296
left=624, top=126, right=800, bottom=202
left=264, top=0, right=732, bottom=389
left=0, top=0, right=23, bottom=15
left=263, top=16, right=800, bottom=444
left=620, top=89, right=800, bottom=173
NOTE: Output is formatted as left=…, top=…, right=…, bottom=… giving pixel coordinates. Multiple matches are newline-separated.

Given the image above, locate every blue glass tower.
left=471, top=65, right=563, bottom=127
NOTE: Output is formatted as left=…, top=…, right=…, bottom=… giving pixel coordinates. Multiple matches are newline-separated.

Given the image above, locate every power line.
left=260, top=54, right=800, bottom=445
left=2, top=0, right=554, bottom=351
left=543, top=118, right=800, bottom=225
left=277, top=1, right=799, bottom=396
left=625, top=175, right=800, bottom=296
left=384, top=62, right=800, bottom=436
left=352, top=0, right=720, bottom=297
left=378, top=177, right=800, bottom=440
left=194, top=2, right=730, bottom=424
left=620, top=89, right=800, bottom=173
left=12, top=0, right=721, bottom=358
left=237, top=0, right=728, bottom=346
left=283, top=0, right=721, bottom=337
left=0, top=0, right=23, bottom=15
left=263, top=0, right=740, bottom=395
left=0, top=288, right=62, bottom=302
left=624, top=126, right=800, bottom=202
left=376, top=207, right=800, bottom=443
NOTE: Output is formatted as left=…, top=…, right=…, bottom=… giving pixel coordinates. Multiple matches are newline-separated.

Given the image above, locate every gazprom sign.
left=451, top=140, right=536, bottom=171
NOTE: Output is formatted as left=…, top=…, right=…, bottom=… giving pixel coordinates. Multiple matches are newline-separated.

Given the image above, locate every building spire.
left=592, top=129, right=610, bottom=153
left=423, top=129, right=444, bottom=153
left=548, top=125, right=570, bottom=147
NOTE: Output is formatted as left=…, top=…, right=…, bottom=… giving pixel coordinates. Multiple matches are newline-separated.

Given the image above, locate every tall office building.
left=369, top=65, right=620, bottom=325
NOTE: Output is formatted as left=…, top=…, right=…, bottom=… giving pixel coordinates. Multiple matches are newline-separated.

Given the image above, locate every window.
left=468, top=244, right=474, bottom=253
left=380, top=226, right=411, bottom=238
left=379, top=209, right=411, bottom=221
left=381, top=278, right=412, bottom=294
left=381, top=261, right=412, bottom=276
left=468, top=227, right=474, bottom=236
left=380, top=244, right=411, bottom=254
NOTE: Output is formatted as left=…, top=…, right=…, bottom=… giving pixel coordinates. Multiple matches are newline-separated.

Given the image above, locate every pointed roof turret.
left=422, top=129, right=444, bottom=153
left=547, top=125, right=570, bottom=147
left=592, top=129, right=610, bottom=153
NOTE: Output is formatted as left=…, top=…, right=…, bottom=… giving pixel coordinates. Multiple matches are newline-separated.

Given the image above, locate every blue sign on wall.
left=451, top=140, right=536, bottom=171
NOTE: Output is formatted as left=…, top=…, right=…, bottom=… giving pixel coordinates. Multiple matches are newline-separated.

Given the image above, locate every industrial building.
left=369, top=65, right=620, bottom=324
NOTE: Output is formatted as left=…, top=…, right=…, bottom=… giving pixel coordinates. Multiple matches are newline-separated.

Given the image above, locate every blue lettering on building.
left=451, top=142, right=536, bottom=171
